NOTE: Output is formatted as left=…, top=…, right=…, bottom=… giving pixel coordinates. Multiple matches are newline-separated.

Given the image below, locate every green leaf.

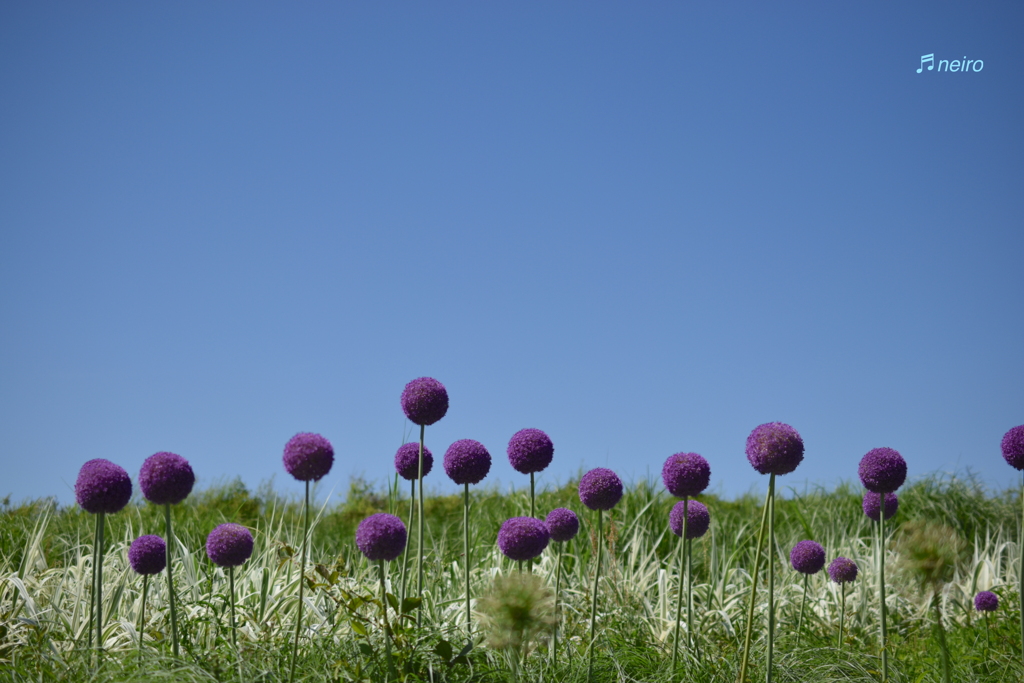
left=433, top=639, right=453, bottom=661
left=351, top=621, right=368, bottom=637
left=386, top=592, right=400, bottom=611
left=358, top=642, right=374, bottom=657
left=400, top=597, right=422, bottom=613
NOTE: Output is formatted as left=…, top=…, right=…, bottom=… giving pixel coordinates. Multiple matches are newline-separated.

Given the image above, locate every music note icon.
left=917, top=54, right=934, bottom=73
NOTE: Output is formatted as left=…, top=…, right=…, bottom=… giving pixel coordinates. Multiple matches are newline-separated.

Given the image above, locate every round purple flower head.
left=401, top=377, right=449, bottom=426
left=662, top=452, right=711, bottom=497
left=745, top=422, right=804, bottom=476
left=578, top=468, right=623, bottom=511
left=139, top=452, right=195, bottom=506
left=443, top=439, right=491, bottom=486
left=498, top=517, right=550, bottom=561
left=975, top=591, right=999, bottom=612
left=828, top=556, right=858, bottom=584
left=283, top=433, right=334, bottom=482
left=669, top=500, right=710, bottom=539
left=205, top=523, right=254, bottom=568
left=789, top=540, right=826, bottom=575
left=545, top=508, right=580, bottom=543
left=862, top=491, right=899, bottom=522
left=507, top=428, right=554, bottom=475
left=356, top=513, right=407, bottom=562
left=858, top=447, right=907, bottom=493
left=75, top=459, right=132, bottom=514
left=394, top=442, right=433, bottom=481
left=128, top=535, right=166, bottom=575
left=1002, top=425, right=1024, bottom=470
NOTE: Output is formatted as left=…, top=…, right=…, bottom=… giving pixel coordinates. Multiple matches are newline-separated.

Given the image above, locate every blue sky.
left=2, top=2, right=1021, bottom=507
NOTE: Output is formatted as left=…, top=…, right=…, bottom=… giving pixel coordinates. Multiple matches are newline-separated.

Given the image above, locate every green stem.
left=289, top=480, right=310, bottom=683
left=737, top=482, right=773, bottom=683
left=528, top=473, right=535, bottom=574
left=985, top=612, right=991, bottom=654
left=587, top=509, right=604, bottom=683
left=164, top=504, right=179, bottom=658
left=400, top=480, right=414, bottom=607
left=796, top=574, right=808, bottom=647
left=767, top=474, right=775, bottom=683
left=229, top=566, right=237, bottom=650
left=879, top=510, right=889, bottom=682
left=933, top=591, right=951, bottom=683
left=96, top=511, right=105, bottom=655
left=417, top=424, right=425, bottom=625
left=380, top=559, right=394, bottom=679
left=139, top=574, right=148, bottom=661
left=688, top=536, right=696, bottom=659
left=464, top=482, right=471, bottom=631
left=838, top=582, right=846, bottom=650
left=88, top=513, right=99, bottom=653
left=672, top=496, right=689, bottom=672
left=1020, top=472, right=1023, bottom=663
left=552, top=540, right=562, bottom=665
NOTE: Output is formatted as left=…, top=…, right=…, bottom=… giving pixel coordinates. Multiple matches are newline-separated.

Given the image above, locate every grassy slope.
left=1, top=473, right=1021, bottom=682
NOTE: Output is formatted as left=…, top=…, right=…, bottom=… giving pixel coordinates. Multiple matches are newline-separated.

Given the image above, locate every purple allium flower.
left=862, top=491, right=899, bottom=522
left=283, top=433, right=334, bottom=482
left=356, top=513, right=407, bottom=562
left=789, top=540, right=826, bottom=575
left=1002, top=425, right=1024, bottom=470
left=975, top=591, right=999, bottom=612
left=401, top=377, right=449, bottom=427
left=669, top=500, right=710, bottom=539
left=828, top=557, right=858, bottom=584
left=507, top=428, right=554, bottom=475
left=74, top=459, right=132, bottom=514
left=498, top=517, right=551, bottom=561
left=545, top=508, right=580, bottom=543
left=858, top=447, right=907, bottom=493
left=205, top=523, right=254, bottom=568
left=128, top=535, right=166, bottom=575
left=578, top=468, right=624, bottom=511
left=394, top=442, right=433, bottom=481
left=443, top=439, right=491, bottom=486
left=139, top=452, right=195, bottom=506
left=662, top=452, right=711, bottom=497
left=745, top=423, right=804, bottom=476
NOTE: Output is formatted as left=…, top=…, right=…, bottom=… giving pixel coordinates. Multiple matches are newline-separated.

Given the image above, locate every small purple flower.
left=507, top=428, right=554, bottom=475
left=669, top=500, right=710, bottom=539
left=139, top=452, right=195, bottom=506
left=356, top=513, right=407, bottom=562
left=75, top=459, right=132, bottom=514
left=128, top=535, right=166, bottom=575
left=662, top=452, right=711, bottom=497
left=862, top=491, right=899, bottom=522
left=975, top=591, right=999, bottom=612
left=205, top=523, right=254, bottom=568
left=498, top=517, right=550, bottom=561
left=394, top=442, right=433, bottom=481
left=790, top=540, right=826, bottom=575
left=828, top=557, right=858, bottom=584
left=401, top=377, right=449, bottom=426
left=545, top=508, right=580, bottom=543
left=578, top=468, right=624, bottom=511
left=1002, top=425, right=1024, bottom=470
left=443, top=439, right=491, bottom=486
left=283, top=433, right=334, bottom=482
left=858, top=447, right=907, bottom=493
left=745, top=423, right=804, bottom=476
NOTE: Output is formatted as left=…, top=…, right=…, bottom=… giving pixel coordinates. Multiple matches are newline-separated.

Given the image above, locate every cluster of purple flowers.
left=75, top=459, right=133, bottom=514
left=790, top=540, right=826, bottom=575
left=394, top=442, right=432, bottom=481
left=206, top=523, right=255, bottom=568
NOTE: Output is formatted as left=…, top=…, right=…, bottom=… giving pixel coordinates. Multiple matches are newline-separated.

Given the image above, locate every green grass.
left=1, top=472, right=1021, bottom=682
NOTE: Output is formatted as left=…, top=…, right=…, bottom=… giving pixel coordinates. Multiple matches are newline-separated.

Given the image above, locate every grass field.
left=2, top=472, right=1022, bottom=682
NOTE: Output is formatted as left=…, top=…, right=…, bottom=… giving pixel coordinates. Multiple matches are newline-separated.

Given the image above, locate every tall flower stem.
left=138, top=575, right=148, bottom=661
left=879, top=511, right=889, bottom=681
left=688, top=537, right=698, bottom=660
left=1019, top=472, right=1023, bottom=663
left=933, top=591, right=951, bottom=683
left=417, top=423, right=425, bottom=624
left=380, top=559, right=395, bottom=679
left=400, top=480, right=414, bottom=606
left=88, top=513, right=99, bottom=652
left=464, top=482, right=472, bottom=631
left=528, top=472, right=535, bottom=574
left=229, top=566, right=237, bottom=649
left=838, top=582, right=846, bottom=650
left=767, top=475, right=776, bottom=683
left=96, top=511, right=105, bottom=655
left=587, top=509, right=604, bottom=683
left=289, top=480, right=310, bottom=683
left=552, top=540, right=563, bottom=665
left=672, top=496, right=689, bottom=672
left=163, top=504, right=179, bottom=658
left=738, top=478, right=773, bottom=683
left=795, top=574, right=808, bottom=647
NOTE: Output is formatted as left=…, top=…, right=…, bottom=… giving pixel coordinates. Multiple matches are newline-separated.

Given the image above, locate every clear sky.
left=2, top=2, right=1021, bottom=507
